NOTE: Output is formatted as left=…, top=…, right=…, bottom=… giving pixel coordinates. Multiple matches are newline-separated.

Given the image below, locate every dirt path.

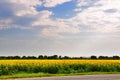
left=11, top=74, right=120, bottom=80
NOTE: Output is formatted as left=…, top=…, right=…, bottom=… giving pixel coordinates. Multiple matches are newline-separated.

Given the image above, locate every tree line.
left=0, top=55, right=120, bottom=60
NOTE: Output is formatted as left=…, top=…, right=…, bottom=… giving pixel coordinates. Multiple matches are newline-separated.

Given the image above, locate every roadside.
left=1, top=72, right=120, bottom=79
left=8, top=74, right=120, bottom=80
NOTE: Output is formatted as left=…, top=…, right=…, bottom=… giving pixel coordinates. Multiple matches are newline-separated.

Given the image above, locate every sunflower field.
left=0, top=60, right=120, bottom=76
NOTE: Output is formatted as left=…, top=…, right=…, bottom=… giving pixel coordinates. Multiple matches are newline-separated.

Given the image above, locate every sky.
left=0, top=0, right=120, bottom=57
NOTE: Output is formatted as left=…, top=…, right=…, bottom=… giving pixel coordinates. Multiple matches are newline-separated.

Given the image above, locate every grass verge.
left=0, top=72, right=120, bottom=79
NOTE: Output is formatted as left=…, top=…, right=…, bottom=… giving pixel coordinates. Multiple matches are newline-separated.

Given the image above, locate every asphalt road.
left=12, top=74, right=120, bottom=80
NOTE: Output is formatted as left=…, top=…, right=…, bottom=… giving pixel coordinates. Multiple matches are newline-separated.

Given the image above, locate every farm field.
left=0, top=60, right=120, bottom=77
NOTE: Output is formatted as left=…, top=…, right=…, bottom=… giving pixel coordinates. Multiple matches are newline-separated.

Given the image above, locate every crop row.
left=0, top=60, right=120, bottom=75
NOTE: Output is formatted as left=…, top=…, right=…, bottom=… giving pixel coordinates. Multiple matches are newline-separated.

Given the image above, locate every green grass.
left=0, top=72, right=120, bottom=79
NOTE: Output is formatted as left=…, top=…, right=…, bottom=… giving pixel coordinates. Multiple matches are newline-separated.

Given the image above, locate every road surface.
left=11, top=74, right=120, bottom=80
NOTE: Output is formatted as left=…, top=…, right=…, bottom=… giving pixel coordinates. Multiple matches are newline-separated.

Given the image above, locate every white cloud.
left=0, top=0, right=42, bottom=30
left=33, top=13, right=80, bottom=39
left=0, top=0, right=73, bottom=32
left=41, top=28, right=63, bottom=39
left=76, top=0, right=92, bottom=7
left=74, top=0, right=96, bottom=12
left=0, top=19, right=14, bottom=30
left=94, top=0, right=120, bottom=10
left=73, top=0, right=120, bottom=33
left=32, top=0, right=120, bottom=39
left=10, top=0, right=42, bottom=16
left=0, top=0, right=120, bottom=39
left=43, top=0, right=72, bottom=7
left=40, top=25, right=80, bottom=39
left=32, top=10, right=53, bottom=26
left=0, top=0, right=42, bottom=16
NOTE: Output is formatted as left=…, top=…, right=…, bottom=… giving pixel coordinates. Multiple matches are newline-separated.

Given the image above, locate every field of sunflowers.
left=0, top=60, right=120, bottom=76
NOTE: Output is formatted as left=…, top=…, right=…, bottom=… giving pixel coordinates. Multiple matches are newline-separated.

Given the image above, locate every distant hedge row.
left=0, top=55, right=120, bottom=60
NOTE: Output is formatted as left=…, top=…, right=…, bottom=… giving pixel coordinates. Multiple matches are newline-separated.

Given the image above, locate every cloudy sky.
left=0, top=0, right=120, bottom=56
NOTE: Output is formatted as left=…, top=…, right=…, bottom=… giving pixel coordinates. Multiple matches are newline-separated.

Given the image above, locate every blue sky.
left=0, top=0, right=120, bottom=56
left=36, top=1, right=76, bottom=18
